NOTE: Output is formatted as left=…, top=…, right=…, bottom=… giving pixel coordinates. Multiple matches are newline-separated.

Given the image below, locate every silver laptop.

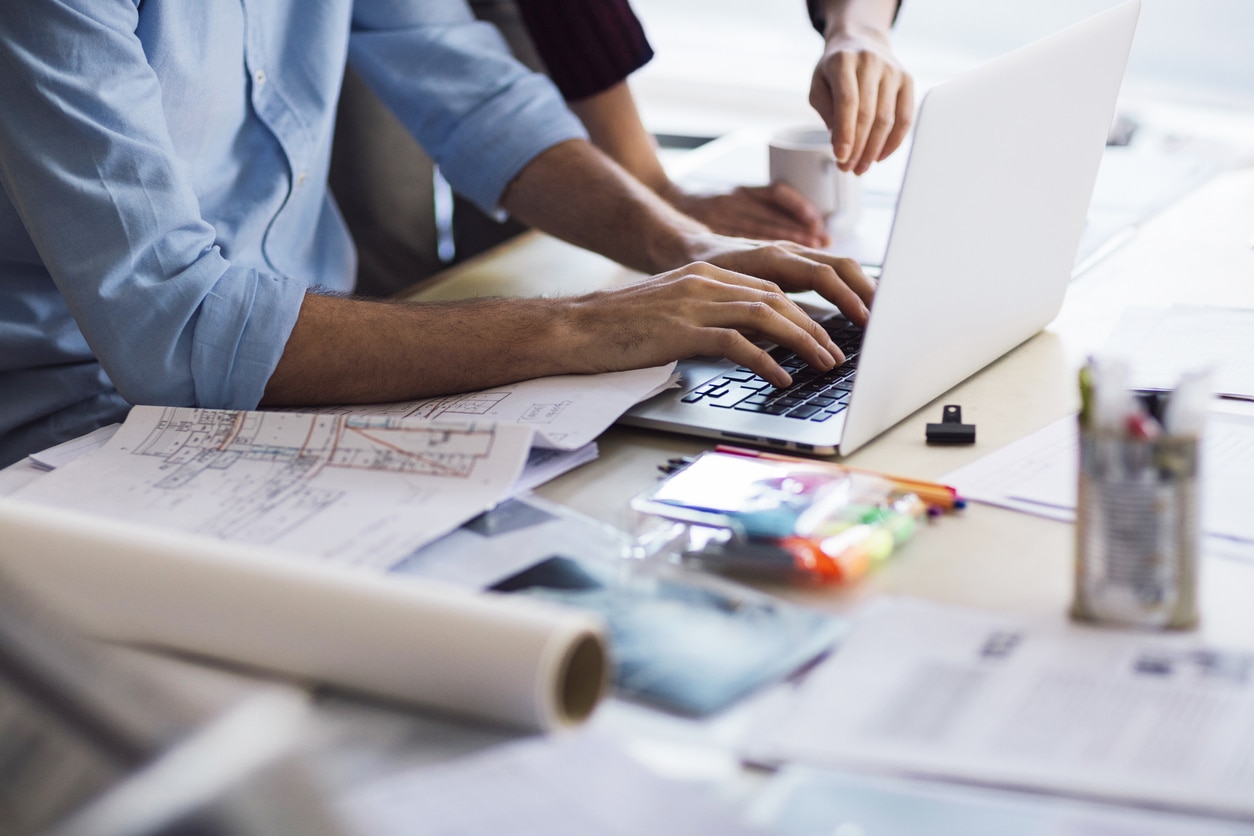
left=622, top=1, right=1140, bottom=456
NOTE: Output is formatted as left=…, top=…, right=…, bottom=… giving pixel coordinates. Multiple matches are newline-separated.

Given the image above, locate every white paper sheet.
left=944, top=412, right=1254, bottom=545
left=392, top=495, right=627, bottom=590
left=509, top=443, right=599, bottom=499
left=12, top=406, right=533, bottom=570
left=751, top=764, right=1248, bottom=836
left=745, top=596, right=1254, bottom=821
left=26, top=423, right=119, bottom=470
left=338, top=732, right=759, bottom=836
left=320, top=363, right=677, bottom=451
left=0, top=458, right=45, bottom=498
left=0, top=501, right=608, bottom=731
left=1105, top=306, right=1254, bottom=400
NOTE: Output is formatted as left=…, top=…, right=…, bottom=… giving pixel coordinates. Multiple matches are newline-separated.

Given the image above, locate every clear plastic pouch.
left=631, top=451, right=926, bottom=584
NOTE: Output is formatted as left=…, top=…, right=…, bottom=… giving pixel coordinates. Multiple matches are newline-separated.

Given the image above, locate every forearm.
left=568, top=82, right=673, bottom=198
left=262, top=259, right=856, bottom=406
left=498, top=138, right=706, bottom=275
left=261, top=292, right=586, bottom=406
left=569, top=83, right=831, bottom=249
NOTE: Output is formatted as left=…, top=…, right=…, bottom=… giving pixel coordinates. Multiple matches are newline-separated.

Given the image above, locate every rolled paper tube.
left=0, top=500, right=609, bottom=731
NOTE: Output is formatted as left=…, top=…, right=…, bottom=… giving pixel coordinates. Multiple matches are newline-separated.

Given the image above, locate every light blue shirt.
left=0, top=0, right=585, bottom=467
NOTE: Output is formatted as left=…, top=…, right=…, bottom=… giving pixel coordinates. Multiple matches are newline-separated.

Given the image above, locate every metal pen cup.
left=1071, top=425, right=1200, bottom=630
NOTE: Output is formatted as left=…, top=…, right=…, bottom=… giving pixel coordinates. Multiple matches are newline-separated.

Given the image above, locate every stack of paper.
left=7, top=364, right=676, bottom=569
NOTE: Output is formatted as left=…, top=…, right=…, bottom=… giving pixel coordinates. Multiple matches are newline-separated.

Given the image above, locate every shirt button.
left=254, top=69, right=267, bottom=86
left=296, top=171, right=308, bottom=186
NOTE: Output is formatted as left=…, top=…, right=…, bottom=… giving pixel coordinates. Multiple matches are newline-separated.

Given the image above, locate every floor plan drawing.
left=403, top=392, right=512, bottom=421
left=15, top=407, right=534, bottom=570
left=326, top=363, right=678, bottom=450
left=132, top=409, right=499, bottom=483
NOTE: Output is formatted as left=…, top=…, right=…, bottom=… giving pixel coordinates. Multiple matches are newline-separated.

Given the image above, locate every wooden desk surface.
left=405, top=165, right=1254, bottom=648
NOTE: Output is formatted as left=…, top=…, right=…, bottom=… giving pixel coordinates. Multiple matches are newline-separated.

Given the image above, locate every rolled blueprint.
left=0, top=499, right=608, bottom=731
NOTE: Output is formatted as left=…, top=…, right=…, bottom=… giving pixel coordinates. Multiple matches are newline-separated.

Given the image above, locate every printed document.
left=944, top=411, right=1254, bottom=545
left=1105, top=306, right=1254, bottom=400
left=319, top=363, right=677, bottom=450
left=745, top=596, right=1254, bottom=821
left=12, top=406, right=533, bottom=570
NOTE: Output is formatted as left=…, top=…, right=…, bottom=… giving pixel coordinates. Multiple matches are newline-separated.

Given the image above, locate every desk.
left=403, top=162, right=1254, bottom=646
left=22, top=148, right=1254, bottom=834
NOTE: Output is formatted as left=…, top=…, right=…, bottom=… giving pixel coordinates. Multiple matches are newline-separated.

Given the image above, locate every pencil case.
left=630, top=451, right=925, bottom=584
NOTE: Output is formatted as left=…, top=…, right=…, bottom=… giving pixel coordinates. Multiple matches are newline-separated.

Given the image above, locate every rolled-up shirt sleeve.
left=347, top=1, right=588, bottom=215
left=0, top=0, right=305, bottom=410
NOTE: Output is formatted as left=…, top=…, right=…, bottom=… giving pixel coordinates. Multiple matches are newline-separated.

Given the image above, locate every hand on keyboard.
left=684, top=238, right=876, bottom=328
left=569, top=262, right=844, bottom=388
left=680, top=316, right=863, bottom=423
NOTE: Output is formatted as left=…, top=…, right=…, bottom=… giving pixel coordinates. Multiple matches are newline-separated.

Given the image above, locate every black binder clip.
left=926, top=404, right=976, bottom=445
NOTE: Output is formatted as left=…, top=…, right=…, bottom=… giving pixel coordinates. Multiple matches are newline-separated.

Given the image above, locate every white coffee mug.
left=768, top=126, right=862, bottom=237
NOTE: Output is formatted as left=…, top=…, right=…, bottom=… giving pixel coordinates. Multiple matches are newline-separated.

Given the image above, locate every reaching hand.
left=810, top=29, right=913, bottom=175
left=664, top=182, right=830, bottom=249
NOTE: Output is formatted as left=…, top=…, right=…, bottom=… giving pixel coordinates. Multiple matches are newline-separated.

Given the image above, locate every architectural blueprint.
left=321, top=363, right=677, bottom=450
left=13, top=407, right=534, bottom=570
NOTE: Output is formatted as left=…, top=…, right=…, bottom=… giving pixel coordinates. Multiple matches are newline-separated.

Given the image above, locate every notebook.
left=622, top=1, right=1140, bottom=456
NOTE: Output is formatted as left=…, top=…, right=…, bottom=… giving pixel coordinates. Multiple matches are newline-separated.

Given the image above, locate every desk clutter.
left=7, top=372, right=1254, bottom=831
left=8, top=273, right=1254, bottom=830
left=634, top=448, right=959, bottom=585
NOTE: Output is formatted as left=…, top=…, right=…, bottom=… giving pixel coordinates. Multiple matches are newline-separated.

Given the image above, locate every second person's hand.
left=662, top=181, right=831, bottom=249
left=810, top=26, right=913, bottom=175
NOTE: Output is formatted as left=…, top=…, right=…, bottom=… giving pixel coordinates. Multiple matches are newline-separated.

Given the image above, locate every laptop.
left=621, top=1, right=1141, bottom=457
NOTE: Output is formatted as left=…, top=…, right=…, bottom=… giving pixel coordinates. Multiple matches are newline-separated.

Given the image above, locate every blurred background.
left=628, top=0, right=1254, bottom=141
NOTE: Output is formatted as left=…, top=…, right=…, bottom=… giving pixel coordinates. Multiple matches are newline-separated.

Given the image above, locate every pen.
left=712, top=444, right=964, bottom=512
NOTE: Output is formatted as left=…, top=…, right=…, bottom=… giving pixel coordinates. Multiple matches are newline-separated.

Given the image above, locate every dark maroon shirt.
left=515, top=0, right=655, bottom=102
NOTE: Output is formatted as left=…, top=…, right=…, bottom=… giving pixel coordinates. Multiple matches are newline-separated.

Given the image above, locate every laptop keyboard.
left=679, top=317, right=864, bottom=423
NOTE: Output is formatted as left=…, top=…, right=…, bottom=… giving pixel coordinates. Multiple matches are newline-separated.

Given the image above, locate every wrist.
left=640, top=209, right=712, bottom=273
left=824, top=19, right=892, bottom=46
left=818, top=0, right=895, bottom=42
left=655, top=178, right=691, bottom=208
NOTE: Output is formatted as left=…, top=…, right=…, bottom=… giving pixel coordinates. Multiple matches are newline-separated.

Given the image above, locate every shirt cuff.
left=190, top=262, right=307, bottom=409
left=437, top=73, right=588, bottom=215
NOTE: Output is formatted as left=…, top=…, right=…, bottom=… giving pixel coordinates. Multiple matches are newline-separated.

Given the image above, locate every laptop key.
left=681, top=393, right=704, bottom=403
left=787, top=405, right=821, bottom=419
left=709, top=387, right=758, bottom=408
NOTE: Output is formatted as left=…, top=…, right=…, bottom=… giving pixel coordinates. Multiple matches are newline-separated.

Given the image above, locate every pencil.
left=712, top=445, right=964, bottom=512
